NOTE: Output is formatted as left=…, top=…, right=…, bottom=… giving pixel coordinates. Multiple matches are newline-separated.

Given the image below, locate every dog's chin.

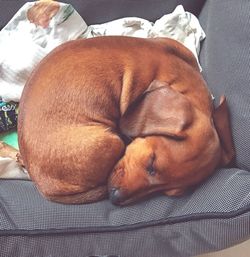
left=114, top=188, right=165, bottom=206
left=115, top=193, right=147, bottom=206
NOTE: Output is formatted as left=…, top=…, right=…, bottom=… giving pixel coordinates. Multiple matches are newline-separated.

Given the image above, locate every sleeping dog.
left=18, top=36, right=235, bottom=205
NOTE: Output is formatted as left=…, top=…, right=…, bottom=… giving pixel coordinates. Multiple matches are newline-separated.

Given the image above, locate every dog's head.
left=108, top=80, right=235, bottom=205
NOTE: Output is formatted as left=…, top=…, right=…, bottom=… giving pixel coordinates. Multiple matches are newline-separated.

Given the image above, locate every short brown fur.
left=18, top=36, right=235, bottom=205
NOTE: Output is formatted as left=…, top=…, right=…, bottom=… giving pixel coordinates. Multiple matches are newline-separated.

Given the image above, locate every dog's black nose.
left=109, top=187, right=121, bottom=205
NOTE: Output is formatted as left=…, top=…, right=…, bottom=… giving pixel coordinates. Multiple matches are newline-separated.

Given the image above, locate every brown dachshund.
left=18, top=36, right=235, bottom=205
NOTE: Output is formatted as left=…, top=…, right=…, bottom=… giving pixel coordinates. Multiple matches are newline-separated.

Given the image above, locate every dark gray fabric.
left=0, top=169, right=250, bottom=231
left=0, top=168, right=250, bottom=257
left=0, top=0, right=206, bottom=29
left=1, top=209, right=250, bottom=257
left=199, top=0, right=250, bottom=171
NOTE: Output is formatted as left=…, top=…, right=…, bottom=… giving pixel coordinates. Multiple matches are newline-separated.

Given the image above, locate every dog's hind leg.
left=27, top=126, right=125, bottom=204
left=46, top=184, right=108, bottom=204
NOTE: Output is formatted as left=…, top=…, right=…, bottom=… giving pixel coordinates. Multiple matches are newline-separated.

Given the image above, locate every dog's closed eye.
left=146, top=153, right=156, bottom=176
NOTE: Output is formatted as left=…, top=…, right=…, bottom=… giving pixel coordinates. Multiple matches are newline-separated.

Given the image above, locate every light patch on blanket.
left=0, top=157, right=29, bottom=180
left=87, top=5, right=205, bottom=70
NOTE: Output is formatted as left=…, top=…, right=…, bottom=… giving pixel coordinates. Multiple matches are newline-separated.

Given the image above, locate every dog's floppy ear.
left=119, top=80, right=194, bottom=139
left=213, top=96, right=235, bottom=166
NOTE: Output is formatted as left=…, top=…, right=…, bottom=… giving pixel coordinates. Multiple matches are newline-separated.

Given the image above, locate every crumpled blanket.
left=0, top=1, right=87, bottom=102
left=87, top=5, right=205, bottom=68
left=0, top=1, right=205, bottom=179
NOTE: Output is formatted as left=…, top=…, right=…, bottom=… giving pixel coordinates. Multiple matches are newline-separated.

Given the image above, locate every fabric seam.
left=0, top=204, right=250, bottom=236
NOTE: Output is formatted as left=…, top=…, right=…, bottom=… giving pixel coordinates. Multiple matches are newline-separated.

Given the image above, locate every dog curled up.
left=18, top=36, right=235, bottom=205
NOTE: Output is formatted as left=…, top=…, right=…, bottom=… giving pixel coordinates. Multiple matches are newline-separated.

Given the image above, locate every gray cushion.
left=199, top=0, right=250, bottom=171
left=1, top=168, right=250, bottom=257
